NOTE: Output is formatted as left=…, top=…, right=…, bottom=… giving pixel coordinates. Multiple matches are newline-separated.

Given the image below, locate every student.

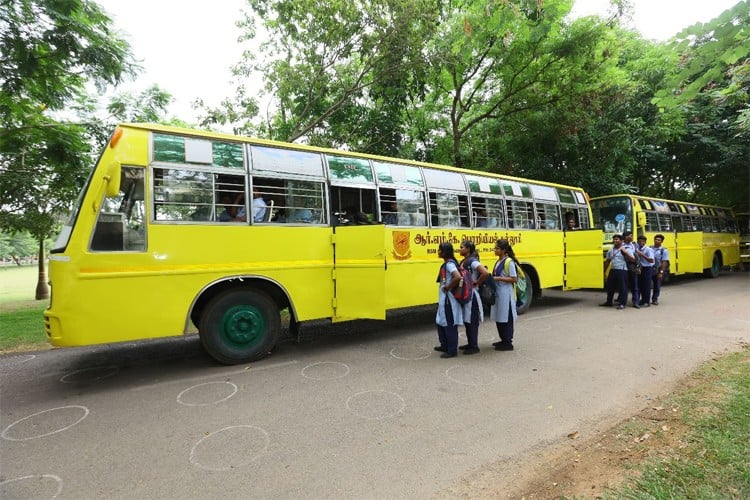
left=490, top=239, right=519, bottom=351
left=458, top=240, right=490, bottom=355
left=635, top=235, right=655, bottom=307
left=382, top=201, right=398, bottom=225
left=621, top=231, right=640, bottom=307
left=252, top=187, right=267, bottom=222
left=434, top=242, right=464, bottom=358
left=218, top=194, right=241, bottom=222
left=650, top=234, right=670, bottom=305
left=601, top=234, right=629, bottom=309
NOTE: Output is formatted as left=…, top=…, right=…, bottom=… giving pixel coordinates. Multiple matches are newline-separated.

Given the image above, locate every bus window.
left=381, top=188, right=426, bottom=225
left=487, top=198, right=505, bottom=228
left=91, top=166, right=145, bottom=251
left=508, top=200, right=534, bottom=229
left=285, top=179, right=326, bottom=224
left=429, top=192, right=468, bottom=227
left=153, top=168, right=217, bottom=222
left=644, top=212, right=658, bottom=231
left=657, top=213, right=672, bottom=231
left=573, top=207, right=590, bottom=229
left=330, top=186, right=377, bottom=225
left=536, top=203, right=561, bottom=230
left=590, top=196, right=632, bottom=233
left=471, top=197, right=504, bottom=228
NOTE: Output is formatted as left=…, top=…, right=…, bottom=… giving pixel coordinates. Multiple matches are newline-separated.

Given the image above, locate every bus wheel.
left=516, top=273, right=533, bottom=315
left=704, top=253, right=721, bottom=279
left=199, top=289, right=280, bottom=365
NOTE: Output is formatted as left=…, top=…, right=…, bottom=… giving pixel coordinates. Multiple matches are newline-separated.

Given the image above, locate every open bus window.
left=91, top=166, right=145, bottom=251
left=330, top=186, right=377, bottom=225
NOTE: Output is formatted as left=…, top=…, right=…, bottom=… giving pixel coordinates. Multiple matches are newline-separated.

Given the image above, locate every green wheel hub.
left=220, top=305, right=266, bottom=348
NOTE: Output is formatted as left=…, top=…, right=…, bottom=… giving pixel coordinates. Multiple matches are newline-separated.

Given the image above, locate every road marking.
left=522, top=310, right=577, bottom=322
left=130, top=360, right=298, bottom=391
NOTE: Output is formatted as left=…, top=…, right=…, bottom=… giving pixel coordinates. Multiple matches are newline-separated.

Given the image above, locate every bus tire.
left=199, top=288, right=280, bottom=365
left=704, top=253, right=721, bottom=279
left=516, top=273, right=533, bottom=315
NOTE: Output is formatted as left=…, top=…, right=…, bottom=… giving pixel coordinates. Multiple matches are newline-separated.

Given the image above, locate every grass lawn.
left=0, top=265, right=50, bottom=352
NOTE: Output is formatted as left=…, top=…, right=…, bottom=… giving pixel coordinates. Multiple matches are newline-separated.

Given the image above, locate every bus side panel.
left=564, top=229, right=605, bottom=289
left=702, top=232, right=741, bottom=269
left=675, top=231, right=704, bottom=274
left=49, top=225, right=335, bottom=347
left=512, top=231, right=565, bottom=289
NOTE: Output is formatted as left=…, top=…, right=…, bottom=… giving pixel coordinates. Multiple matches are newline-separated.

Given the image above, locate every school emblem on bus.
left=392, top=231, right=412, bottom=260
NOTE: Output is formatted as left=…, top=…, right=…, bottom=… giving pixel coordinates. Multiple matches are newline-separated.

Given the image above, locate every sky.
left=97, top=0, right=744, bottom=124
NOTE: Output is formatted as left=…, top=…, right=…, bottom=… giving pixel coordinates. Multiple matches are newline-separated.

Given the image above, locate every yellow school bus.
left=738, top=213, right=750, bottom=270
left=590, top=194, right=740, bottom=277
left=44, top=123, right=602, bottom=364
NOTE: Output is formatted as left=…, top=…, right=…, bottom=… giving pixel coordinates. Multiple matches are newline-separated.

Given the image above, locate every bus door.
left=563, top=229, right=605, bottom=289
left=675, top=231, right=704, bottom=273
left=331, top=224, right=386, bottom=322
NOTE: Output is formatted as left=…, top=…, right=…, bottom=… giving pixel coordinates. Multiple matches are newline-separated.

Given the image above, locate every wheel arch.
left=185, top=276, right=294, bottom=333
left=520, top=263, right=541, bottom=300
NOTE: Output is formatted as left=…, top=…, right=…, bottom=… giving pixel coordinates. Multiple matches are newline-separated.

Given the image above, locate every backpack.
left=438, top=259, right=473, bottom=304
left=501, top=257, right=527, bottom=304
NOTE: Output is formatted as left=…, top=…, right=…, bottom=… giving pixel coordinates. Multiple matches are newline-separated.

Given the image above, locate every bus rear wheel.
left=199, top=289, right=280, bottom=365
left=704, top=253, right=721, bottom=279
left=516, top=273, right=533, bottom=315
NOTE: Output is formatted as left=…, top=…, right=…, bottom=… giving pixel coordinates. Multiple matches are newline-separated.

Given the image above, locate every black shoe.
left=599, top=302, right=613, bottom=307
left=440, top=352, right=457, bottom=358
left=633, top=303, right=640, bottom=309
left=434, top=346, right=446, bottom=352
left=462, top=347, right=480, bottom=355
left=617, top=304, right=625, bottom=310
left=458, top=344, right=470, bottom=350
left=652, top=300, right=658, bottom=306
left=638, top=301, right=646, bottom=305
left=494, top=343, right=514, bottom=351
left=492, top=341, right=503, bottom=347
left=642, top=303, right=650, bottom=307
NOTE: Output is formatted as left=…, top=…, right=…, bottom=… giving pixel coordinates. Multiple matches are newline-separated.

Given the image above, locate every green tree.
left=0, top=0, right=136, bottom=299
left=204, top=0, right=438, bottom=154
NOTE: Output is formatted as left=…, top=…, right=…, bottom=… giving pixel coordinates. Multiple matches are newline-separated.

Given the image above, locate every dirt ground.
left=441, top=352, right=743, bottom=500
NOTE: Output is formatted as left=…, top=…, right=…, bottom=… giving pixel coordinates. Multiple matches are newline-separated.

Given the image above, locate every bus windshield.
left=590, top=196, right=633, bottom=235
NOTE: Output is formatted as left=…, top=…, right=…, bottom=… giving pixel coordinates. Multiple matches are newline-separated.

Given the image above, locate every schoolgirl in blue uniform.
left=490, top=239, right=519, bottom=351
left=458, top=240, right=490, bottom=355
left=435, top=242, right=464, bottom=358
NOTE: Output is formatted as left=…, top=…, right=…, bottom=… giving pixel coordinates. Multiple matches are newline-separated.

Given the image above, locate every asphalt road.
left=1, top=271, right=748, bottom=499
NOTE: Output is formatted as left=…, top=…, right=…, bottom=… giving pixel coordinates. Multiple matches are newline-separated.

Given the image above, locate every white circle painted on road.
left=389, top=345, right=432, bottom=360
left=190, top=425, right=269, bottom=471
left=0, top=354, right=35, bottom=369
left=177, top=381, right=238, bottom=406
left=1, top=405, right=89, bottom=441
left=301, top=361, right=350, bottom=380
left=59, top=366, right=119, bottom=383
left=445, top=365, right=498, bottom=386
left=346, top=390, right=406, bottom=420
left=0, top=474, right=63, bottom=499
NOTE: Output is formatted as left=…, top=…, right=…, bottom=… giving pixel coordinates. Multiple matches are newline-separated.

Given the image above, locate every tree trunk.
left=35, top=238, right=49, bottom=300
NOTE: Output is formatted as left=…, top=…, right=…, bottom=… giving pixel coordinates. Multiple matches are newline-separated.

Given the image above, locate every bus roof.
left=590, top=193, right=735, bottom=212
left=118, top=122, right=588, bottom=193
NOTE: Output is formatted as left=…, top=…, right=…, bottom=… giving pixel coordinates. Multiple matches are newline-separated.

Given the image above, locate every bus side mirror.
left=637, top=212, right=646, bottom=228
left=105, top=161, right=121, bottom=197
